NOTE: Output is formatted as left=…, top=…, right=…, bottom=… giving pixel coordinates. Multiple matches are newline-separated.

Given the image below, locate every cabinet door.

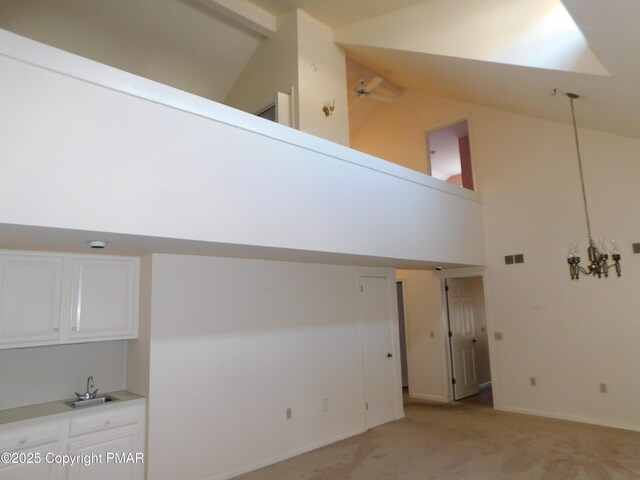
left=0, top=417, right=62, bottom=479
left=69, top=259, right=138, bottom=341
left=0, top=441, right=63, bottom=480
left=0, top=255, right=63, bottom=347
left=66, top=425, right=143, bottom=480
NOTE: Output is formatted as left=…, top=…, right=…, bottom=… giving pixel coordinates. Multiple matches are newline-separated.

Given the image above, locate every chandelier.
left=564, top=93, right=621, bottom=279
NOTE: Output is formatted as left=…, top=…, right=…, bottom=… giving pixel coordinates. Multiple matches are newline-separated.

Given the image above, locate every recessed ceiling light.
left=88, top=240, right=107, bottom=249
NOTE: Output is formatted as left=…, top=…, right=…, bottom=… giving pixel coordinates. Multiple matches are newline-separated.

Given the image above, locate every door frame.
left=395, top=279, right=410, bottom=389
left=436, top=267, right=495, bottom=403
left=424, top=116, right=477, bottom=189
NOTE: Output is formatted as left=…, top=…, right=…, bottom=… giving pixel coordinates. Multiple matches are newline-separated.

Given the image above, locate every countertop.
left=0, top=390, right=145, bottom=427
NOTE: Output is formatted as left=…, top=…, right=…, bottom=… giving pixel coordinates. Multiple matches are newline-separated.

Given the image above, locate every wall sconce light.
left=323, top=98, right=335, bottom=117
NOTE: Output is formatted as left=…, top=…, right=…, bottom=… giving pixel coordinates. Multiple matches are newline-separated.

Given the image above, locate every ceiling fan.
left=355, top=77, right=395, bottom=103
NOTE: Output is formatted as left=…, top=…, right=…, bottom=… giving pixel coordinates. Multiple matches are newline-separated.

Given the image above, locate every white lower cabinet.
left=67, top=424, right=143, bottom=480
left=0, top=421, right=63, bottom=480
left=0, top=442, right=63, bottom=480
left=0, top=403, right=144, bottom=480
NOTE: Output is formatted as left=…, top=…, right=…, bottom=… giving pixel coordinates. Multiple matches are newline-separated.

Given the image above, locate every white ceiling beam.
left=196, top=0, right=277, bottom=38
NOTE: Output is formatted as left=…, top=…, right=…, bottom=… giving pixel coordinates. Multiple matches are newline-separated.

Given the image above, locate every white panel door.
left=69, top=258, right=137, bottom=340
left=0, top=255, right=63, bottom=347
left=447, top=278, right=479, bottom=400
left=360, top=276, right=397, bottom=429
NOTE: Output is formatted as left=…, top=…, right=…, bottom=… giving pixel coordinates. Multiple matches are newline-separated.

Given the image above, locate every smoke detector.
left=88, top=240, right=107, bottom=249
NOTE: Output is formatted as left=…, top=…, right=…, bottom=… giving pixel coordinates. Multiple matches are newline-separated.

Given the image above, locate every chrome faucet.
left=75, top=376, right=99, bottom=401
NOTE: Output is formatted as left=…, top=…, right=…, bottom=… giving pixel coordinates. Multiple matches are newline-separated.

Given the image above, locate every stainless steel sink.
left=64, top=394, right=119, bottom=408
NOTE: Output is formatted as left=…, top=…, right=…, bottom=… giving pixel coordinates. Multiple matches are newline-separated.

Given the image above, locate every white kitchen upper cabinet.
left=0, top=251, right=139, bottom=349
left=69, top=258, right=139, bottom=341
left=0, top=255, right=63, bottom=347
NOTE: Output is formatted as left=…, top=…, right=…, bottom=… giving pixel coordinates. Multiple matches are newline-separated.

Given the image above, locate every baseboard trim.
left=208, top=427, right=368, bottom=480
left=479, top=381, right=492, bottom=390
left=496, top=405, right=640, bottom=433
left=409, top=393, right=448, bottom=402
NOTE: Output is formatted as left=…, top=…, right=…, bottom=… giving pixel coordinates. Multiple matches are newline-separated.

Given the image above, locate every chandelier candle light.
left=564, top=92, right=621, bottom=279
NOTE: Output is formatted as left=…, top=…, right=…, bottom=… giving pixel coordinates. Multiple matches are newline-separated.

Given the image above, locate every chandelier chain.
left=569, top=96, right=593, bottom=242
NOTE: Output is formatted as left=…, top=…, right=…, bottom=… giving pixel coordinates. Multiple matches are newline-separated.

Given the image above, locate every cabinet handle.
left=53, top=327, right=59, bottom=332
left=20, top=438, right=27, bottom=444
left=105, top=419, right=111, bottom=426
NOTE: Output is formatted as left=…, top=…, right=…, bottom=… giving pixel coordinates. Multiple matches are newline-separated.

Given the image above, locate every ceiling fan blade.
left=364, top=76, right=383, bottom=93
left=369, top=93, right=395, bottom=103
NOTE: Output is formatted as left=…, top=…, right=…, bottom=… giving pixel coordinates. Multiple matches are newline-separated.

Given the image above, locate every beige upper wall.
left=362, top=90, right=640, bottom=430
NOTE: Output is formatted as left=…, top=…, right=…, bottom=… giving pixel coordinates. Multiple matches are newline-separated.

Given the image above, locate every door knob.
left=387, top=353, right=393, bottom=358
left=472, top=338, right=477, bottom=343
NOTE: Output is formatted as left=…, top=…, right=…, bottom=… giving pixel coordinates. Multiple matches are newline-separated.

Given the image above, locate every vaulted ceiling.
left=0, top=0, right=638, bottom=139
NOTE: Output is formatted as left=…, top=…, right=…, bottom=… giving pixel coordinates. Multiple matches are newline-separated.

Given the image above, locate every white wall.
left=0, top=30, right=485, bottom=268
left=357, top=90, right=640, bottom=430
left=144, top=254, right=398, bottom=479
left=0, top=341, right=126, bottom=410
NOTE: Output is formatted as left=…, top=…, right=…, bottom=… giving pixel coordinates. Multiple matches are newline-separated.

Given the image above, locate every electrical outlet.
left=322, top=398, right=328, bottom=412
left=286, top=408, right=292, bottom=419
left=494, top=332, right=503, bottom=340
left=530, top=377, right=536, bottom=386
left=599, top=383, right=607, bottom=393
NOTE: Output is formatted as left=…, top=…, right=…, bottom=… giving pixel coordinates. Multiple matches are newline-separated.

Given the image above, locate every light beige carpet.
left=234, top=393, right=640, bottom=479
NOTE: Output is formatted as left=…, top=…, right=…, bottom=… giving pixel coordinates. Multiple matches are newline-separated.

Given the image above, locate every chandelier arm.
left=577, top=265, right=591, bottom=275
left=569, top=96, right=593, bottom=242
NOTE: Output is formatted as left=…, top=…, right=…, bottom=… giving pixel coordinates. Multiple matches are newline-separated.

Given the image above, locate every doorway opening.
left=396, top=281, right=409, bottom=392
left=444, top=275, right=492, bottom=405
left=427, top=120, right=474, bottom=190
